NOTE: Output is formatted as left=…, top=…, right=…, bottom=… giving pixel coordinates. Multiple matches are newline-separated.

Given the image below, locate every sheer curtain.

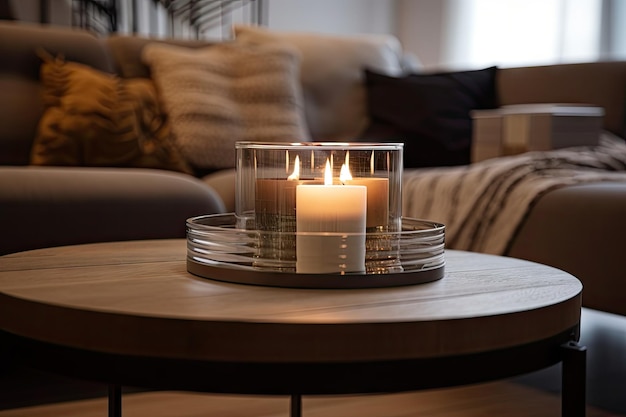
left=444, top=0, right=605, bottom=69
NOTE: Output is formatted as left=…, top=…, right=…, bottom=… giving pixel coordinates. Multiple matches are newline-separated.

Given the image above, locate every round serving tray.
left=186, top=214, right=445, bottom=289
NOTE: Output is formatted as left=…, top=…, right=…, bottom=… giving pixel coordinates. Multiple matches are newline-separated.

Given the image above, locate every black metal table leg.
left=562, top=341, right=587, bottom=417
left=290, top=394, right=302, bottom=417
left=109, top=384, right=122, bottom=417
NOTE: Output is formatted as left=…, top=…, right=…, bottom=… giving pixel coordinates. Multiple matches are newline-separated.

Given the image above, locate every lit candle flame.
left=339, top=151, right=353, bottom=184
left=323, top=156, right=353, bottom=185
left=340, top=163, right=352, bottom=184
left=288, top=155, right=300, bottom=180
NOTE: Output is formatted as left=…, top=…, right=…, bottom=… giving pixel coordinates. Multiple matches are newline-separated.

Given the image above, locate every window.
left=445, top=0, right=604, bottom=68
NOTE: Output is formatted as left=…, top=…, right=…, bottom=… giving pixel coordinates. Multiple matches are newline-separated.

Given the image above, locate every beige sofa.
left=1, top=20, right=626, bottom=319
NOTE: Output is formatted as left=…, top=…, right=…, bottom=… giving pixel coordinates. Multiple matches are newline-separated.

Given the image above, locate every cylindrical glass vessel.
left=235, top=142, right=403, bottom=273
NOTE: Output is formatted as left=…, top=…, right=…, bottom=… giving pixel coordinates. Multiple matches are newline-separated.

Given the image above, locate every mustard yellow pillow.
left=31, top=56, right=192, bottom=174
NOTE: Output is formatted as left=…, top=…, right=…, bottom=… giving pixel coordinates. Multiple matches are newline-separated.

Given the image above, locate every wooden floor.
left=0, top=381, right=623, bottom=417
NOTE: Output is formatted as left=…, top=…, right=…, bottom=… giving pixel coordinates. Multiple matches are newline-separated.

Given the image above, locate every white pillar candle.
left=296, top=161, right=367, bottom=274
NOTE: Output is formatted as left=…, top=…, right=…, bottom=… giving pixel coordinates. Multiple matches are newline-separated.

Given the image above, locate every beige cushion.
left=31, top=56, right=192, bottom=174
left=143, top=42, right=310, bottom=170
left=234, top=25, right=406, bottom=141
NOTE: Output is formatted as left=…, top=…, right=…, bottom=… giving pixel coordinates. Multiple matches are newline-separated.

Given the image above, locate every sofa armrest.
left=497, top=61, right=626, bottom=138
left=507, top=182, right=626, bottom=316
left=0, top=167, right=225, bottom=255
left=202, top=169, right=236, bottom=213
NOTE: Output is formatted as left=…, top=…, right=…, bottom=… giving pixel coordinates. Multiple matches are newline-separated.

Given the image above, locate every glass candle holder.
left=235, top=142, right=403, bottom=274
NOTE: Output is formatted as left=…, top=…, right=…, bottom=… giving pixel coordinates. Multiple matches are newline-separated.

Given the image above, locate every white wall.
left=265, top=0, right=396, bottom=35
left=396, top=0, right=626, bottom=71
left=395, top=0, right=446, bottom=70
left=12, top=0, right=623, bottom=68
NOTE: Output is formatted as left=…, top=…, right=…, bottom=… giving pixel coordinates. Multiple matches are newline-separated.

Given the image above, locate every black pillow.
left=358, top=66, right=498, bottom=168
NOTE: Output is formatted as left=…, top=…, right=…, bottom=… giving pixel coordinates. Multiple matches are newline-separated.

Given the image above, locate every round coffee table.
left=0, top=239, right=585, bottom=417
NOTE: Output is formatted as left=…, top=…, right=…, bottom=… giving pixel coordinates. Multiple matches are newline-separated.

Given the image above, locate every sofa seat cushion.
left=358, top=67, right=498, bottom=168
left=142, top=41, right=310, bottom=171
left=508, top=181, right=626, bottom=317
left=234, top=25, right=407, bottom=141
left=30, top=55, right=192, bottom=174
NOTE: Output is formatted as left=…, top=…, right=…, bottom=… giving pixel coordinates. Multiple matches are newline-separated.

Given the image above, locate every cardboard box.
left=471, top=104, right=604, bottom=163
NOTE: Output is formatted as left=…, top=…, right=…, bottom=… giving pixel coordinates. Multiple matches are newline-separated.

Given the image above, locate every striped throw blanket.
left=402, top=133, right=626, bottom=255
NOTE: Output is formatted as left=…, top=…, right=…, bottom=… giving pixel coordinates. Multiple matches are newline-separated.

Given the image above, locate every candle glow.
left=288, top=155, right=300, bottom=180
left=324, top=159, right=333, bottom=185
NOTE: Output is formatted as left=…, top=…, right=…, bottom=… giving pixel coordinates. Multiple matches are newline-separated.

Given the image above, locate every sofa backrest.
left=0, top=21, right=409, bottom=168
left=0, top=20, right=113, bottom=166
left=107, top=27, right=410, bottom=143
left=2, top=20, right=623, bottom=169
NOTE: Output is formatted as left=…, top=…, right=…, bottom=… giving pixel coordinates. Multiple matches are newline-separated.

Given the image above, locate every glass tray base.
left=187, top=257, right=444, bottom=289
left=186, top=214, right=445, bottom=289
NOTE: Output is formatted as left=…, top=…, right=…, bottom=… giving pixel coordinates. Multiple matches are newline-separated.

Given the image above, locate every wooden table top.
left=0, top=239, right=582, bottom=364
